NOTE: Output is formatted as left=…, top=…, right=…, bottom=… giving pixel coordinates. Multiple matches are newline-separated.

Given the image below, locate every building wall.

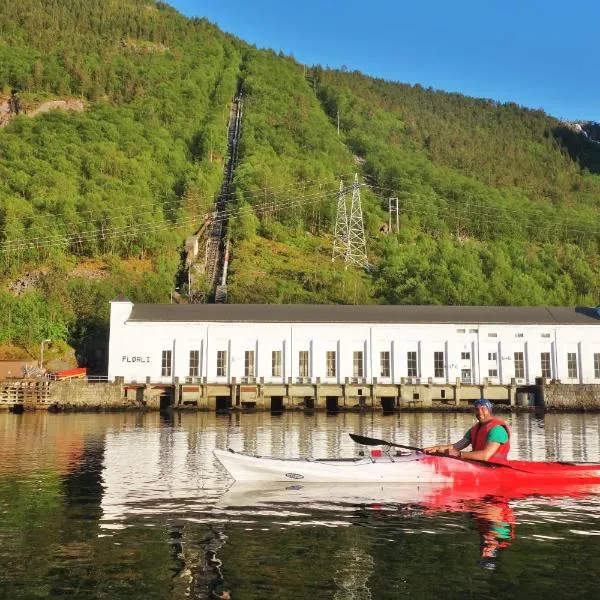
left=108, top=301, right=600, bottom=385
left=0, top=360, right=30, bottom=380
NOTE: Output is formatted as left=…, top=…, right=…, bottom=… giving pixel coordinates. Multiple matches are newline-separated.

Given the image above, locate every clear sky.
left=169, top=1, right=599, bottom=123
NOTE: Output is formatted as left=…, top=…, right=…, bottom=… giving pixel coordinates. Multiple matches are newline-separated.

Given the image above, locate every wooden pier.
left=0, top=379, right=52, bottom=411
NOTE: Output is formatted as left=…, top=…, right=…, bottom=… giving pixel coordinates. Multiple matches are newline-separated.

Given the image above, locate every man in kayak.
left=424, top=398, right=511, bottom=462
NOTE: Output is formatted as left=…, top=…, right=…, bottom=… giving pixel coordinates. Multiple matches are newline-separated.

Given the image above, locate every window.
left=540, top=352, right=551, bottom=379
left=488, top=333, right=497, bottom=338
left=299, top=351, right=309, bottom=377
left=434, top=351, right=444, bottom=378
left=541, top=333, right=551, bottom=338
left=488, top=352, right=497, bottom=361
left=189, top=350, right=200, bottom=377
left=353, top=351, right=364, bottom=378
left=488, top=369, right=498, bottom=377
left=272, top=350, right=282, bottom=377
left=514, top=352, right=525, bottom=379
left=217, top=350, right=227, bottom=377
left=469, top=329, right=478, bottom=333
left=407, top=351, right=418, bottom=378
left=161, top=350, right=172, bottom=377
left=461, top=352, right=471, bottom=360
left=245, top=350, right=255, bottom=377
left=456, top=328, right=466, bottom=333
left=567, top=352, right=578, bottom=379
left=515, top=333, right=524, bottom=338
left=326, top=351, right=336, bottom=377
left=380, top=351, right=390, bottom=378
left=595, top=353, right=600, bottom=379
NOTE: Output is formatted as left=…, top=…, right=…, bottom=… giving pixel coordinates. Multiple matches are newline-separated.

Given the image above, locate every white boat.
left=213, top=447, right=600, bottom=488
left=214, top=448, right=462, bottom=483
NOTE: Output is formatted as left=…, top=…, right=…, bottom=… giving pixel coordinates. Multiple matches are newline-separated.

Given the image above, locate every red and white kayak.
left=213, top=448, right=600, bottom=487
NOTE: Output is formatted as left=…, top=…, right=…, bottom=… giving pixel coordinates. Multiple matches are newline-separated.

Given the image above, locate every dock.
left=2, top=376, right=599, bottom=412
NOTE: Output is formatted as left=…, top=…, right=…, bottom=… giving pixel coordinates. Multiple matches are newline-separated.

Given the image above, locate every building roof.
left=126, top=304, right=600, bottom=325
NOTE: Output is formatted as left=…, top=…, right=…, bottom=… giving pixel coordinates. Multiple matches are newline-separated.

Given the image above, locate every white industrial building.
left=108, top=297, right=600, bottom=386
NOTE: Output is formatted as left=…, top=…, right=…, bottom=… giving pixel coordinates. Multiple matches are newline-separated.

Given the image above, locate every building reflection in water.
left=1, top=410, right=600, bottom=596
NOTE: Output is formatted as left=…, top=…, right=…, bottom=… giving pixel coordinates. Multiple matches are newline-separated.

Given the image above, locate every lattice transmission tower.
left=332, top=179, right=348, bottom=262
left=332, top=174, right=368, bottom=269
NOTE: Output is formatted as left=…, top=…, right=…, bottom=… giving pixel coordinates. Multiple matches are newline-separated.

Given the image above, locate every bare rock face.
left=0, top=101, right=10, bottom=127
left=30, top=98, right=85, bottom=116
left=8, top=270, right=47, bottom=296
left=0, top=96, right=85, bottom=128
left=571, top=121, right=600, bottom=144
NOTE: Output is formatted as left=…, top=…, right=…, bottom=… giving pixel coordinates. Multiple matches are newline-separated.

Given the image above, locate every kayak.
left=213, top=448, right=600, bottom=486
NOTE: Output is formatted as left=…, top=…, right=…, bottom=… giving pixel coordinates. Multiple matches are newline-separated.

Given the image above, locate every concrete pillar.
left=231, top=377, right=237, bottom=407
left=259, top=378, right=265, bottom=410
left=173, top=378, right=179, bottom=406
left=534, top=377, right=545, bottom=408
left=509, top=378, right=517, bottom=407
left=421, top=385, right=433, bottom=407
left=201, top=377, right=208, bottom=409
left=454, top=377, right=461, bottom=406
left=481, top=378, right=489, bottom=399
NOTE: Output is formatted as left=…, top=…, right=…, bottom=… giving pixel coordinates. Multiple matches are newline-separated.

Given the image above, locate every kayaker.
left=423, top=398, right=510, bottom=462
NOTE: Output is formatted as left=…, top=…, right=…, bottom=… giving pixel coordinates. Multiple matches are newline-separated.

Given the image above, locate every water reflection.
left=472, top=500, right=515, bottom=569
left=1, top=411, right=600, bottom=599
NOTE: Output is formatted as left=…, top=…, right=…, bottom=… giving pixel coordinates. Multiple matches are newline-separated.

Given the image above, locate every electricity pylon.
left=332, top=174, right=368, bottom=269
left=332, top=179, right=348, bottom=262
left=345, top=174, right=368, bottom=268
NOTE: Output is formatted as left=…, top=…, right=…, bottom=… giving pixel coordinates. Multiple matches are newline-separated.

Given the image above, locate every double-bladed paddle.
left=350, top=433, right=424, bottom=453
left=349, top=433, right=529, bottom=471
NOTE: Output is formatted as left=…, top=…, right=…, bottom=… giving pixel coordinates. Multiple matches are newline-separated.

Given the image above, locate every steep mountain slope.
left=0, top=0, right=242, bottom=361
left=1, top=0, right=599, bottom=365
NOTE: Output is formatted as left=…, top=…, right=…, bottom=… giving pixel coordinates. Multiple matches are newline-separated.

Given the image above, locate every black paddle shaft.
left=349, top=433, right=423, bottom=453
left=349, top=433, right=528, bottom=471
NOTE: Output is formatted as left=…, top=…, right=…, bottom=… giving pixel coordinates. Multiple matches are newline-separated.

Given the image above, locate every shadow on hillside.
left=552, top=126, right=600, bottom=174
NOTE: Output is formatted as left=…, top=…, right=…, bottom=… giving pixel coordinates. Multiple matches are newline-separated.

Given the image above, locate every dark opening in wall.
left=303, top=396, right=315, bottom=410
left=381, top=397, right=395, bottom=413
left=326, top=396, right=339, bottom=413
left=159, top=394, right=171, bottom=411
left=270, top=396, right=284, bottom=414
left=215, top=396, right=231, bottom=413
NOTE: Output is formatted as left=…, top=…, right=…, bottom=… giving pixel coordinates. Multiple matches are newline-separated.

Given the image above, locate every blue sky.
left=170, top=1, right=599, bottom=123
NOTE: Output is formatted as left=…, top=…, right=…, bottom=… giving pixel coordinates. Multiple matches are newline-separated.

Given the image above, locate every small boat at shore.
left=213, top=447, right=600, bottom=488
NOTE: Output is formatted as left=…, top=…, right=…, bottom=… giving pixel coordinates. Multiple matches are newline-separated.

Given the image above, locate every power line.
left=0, top=185, right=344, bottom=254
left=2, top=180, right=599, bottom=255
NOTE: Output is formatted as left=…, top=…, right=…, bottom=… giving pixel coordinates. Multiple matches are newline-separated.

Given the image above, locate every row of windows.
left=457, top=330, right=551, bottom=339
left=159, top=349, right=595, bottom=379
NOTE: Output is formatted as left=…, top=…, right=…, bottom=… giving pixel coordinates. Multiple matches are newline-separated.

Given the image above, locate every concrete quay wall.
left=540, top=383, right=600, bottom=410
left=2, top=377, right=599, bottom=412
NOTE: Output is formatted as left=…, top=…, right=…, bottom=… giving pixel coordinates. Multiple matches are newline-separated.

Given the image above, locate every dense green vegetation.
left=1, top=0, right=600, bottom=366
left=312, top=69, right=600, bottom=305
left=0, top=0, right=240, bottom=363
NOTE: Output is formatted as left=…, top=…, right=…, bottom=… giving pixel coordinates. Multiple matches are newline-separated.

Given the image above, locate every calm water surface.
left=0, top=410, right=599, bottom=599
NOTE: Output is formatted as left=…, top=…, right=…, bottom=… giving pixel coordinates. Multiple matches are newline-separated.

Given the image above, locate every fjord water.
left=1, top=411, right=599, bottom=599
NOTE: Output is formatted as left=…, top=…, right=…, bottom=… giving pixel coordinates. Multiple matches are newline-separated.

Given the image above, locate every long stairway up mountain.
left=205, top=94, right=243, bottom=303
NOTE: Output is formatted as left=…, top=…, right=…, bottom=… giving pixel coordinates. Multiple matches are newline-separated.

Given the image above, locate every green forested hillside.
left=1, top=0, right=599, bottom=367
left=311, top=70, right=600, bottom=305
left=0, top=0, right=241, bottom=363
